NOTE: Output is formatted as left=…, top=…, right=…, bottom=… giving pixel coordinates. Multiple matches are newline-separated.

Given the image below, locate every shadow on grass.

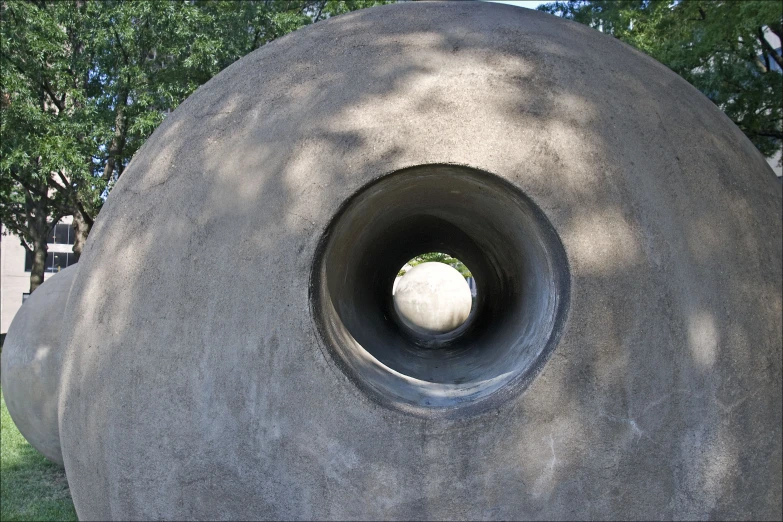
left=0, top=390, right=77, bottom=522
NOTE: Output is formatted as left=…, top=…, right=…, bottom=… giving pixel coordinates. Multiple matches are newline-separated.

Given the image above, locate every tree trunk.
left=102, top=87, right=129, bottom=183
left=29, top=231, right=48, bottom=294
left=71, top=207, right=92, bottom=262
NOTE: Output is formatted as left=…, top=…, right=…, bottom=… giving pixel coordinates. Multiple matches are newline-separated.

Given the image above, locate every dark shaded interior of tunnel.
left=311, top=164, right=570, bottom=412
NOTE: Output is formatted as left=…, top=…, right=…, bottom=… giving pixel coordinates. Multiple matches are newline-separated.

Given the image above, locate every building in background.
left=1, top=217, right=77, bottom=335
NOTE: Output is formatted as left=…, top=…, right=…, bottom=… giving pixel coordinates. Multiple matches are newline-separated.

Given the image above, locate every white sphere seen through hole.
left=393, top=260, right=474, bottom=335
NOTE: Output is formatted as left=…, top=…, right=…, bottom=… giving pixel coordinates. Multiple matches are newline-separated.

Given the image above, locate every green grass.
left=0, top=389, right=77, bottom=521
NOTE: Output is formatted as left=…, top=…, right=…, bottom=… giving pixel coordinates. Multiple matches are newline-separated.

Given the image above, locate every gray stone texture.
left=58, top=2, right=782, bottom=520
left=2, top=265, right=78, bottom=465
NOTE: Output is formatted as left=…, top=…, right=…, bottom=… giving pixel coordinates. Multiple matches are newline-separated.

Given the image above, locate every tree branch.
left=8, top=170, right=46, bottom=198
left=18, top=234, right=34, bottom=252
left=313, top=0, right=327, bottom=23
left=751, top=130, right=783, bottom=140
left=75, top=199, right=95, bottom=227
left=102, top=88, right=129, bottom=183
left=47, top=175, right=68, bottom=193
left=47, top=170, right=78, bottom=214
left=111, top=25, right=131, bottom=66
left=0, top=53, right=65, bottom=111
left=41, top=78, right=65, bottom=112
left=757, top=27, right=783, bottom=71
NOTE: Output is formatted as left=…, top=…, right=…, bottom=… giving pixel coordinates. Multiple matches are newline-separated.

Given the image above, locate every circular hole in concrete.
left=392, top=254, right=476, bottom=342
left=311, top=164, right=570, bottom=416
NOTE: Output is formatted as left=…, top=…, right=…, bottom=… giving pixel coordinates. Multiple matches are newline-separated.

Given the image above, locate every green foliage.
left=1, top=1, right=95, bottom=250
left=400, top=252, right=473, bottom=278
left=1, top=0, right=390, bottom=290
left=1, top=390, right=77, bottom=521
left=538, top=0, right=783, bottom=159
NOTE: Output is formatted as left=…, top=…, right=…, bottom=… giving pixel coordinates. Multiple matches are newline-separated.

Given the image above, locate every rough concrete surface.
left=2, top=265, right=77, bottom=465
left=58, top=2, right=781, bottom=520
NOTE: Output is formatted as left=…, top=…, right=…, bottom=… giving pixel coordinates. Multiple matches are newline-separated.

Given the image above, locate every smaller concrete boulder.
left=1, top=265, right=77, bottom=465
left=393, top=262, right=473, bottom=335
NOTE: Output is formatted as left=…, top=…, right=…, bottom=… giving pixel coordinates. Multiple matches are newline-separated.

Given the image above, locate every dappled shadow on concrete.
left=56, top=2, right=781, bottom=520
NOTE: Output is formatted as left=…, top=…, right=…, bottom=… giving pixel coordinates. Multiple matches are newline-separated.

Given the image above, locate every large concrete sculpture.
left=58, top=2, right=781, bottom=520
left=1, top=265, right=77, bottom=465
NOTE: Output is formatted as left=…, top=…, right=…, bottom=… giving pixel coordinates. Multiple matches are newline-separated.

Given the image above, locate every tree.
left=1, top=0, right=97, bottom=292
left=399, top=252, right=473, bottom=279
left=1, top=0, right=389, bottom=293
left=538, top=0, right=782, bottom=160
